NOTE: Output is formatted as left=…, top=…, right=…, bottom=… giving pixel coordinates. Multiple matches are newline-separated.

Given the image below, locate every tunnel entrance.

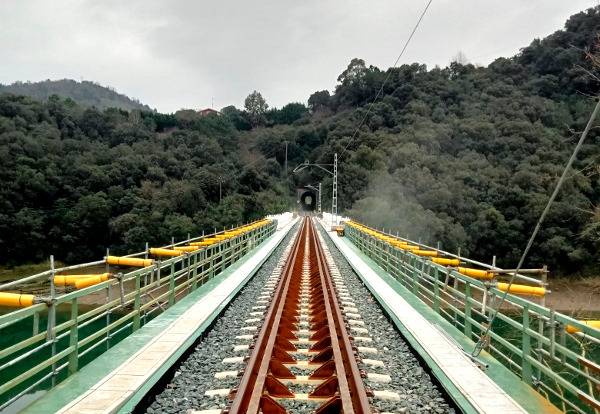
left=297, top=187, right=317, bottom=212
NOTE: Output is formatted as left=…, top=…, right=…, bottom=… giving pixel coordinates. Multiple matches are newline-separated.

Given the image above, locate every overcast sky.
left=0, top=0, right=596, bottom=112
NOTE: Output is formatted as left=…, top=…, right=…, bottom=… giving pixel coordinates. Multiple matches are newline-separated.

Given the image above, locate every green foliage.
left=1, top=7, right=600, bottom=278
left=221, top=105, right=251, bottom=130
left=244, top=90, right=269, bottom=127
left=308, top=90, right=331, bottom=112
left=0, top=79, right=151, bottom=111
left=320, top=7, right=600, bottom=275
left=0, top=94, right=285, bottom=265
left=266, top=103, right=308, bottom=125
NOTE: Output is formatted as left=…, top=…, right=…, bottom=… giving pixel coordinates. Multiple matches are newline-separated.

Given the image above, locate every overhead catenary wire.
left=339, top=0, right=434, bottom=161
left=472, top=96, right=600, bottom=357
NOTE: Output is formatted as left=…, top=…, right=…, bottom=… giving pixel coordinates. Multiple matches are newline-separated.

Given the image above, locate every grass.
left=0, top=260, right=65, bottom=283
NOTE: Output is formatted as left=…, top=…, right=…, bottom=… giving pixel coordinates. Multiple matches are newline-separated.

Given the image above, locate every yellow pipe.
left=566, top=320, right=600, bottom=334
left=412, top=250, right=439, bottom=257
left=431, top=258, right=460, bottom=267
left=391, top=241, right=409, bottom=246
left=74, top=274, right=111, bottom=289
left=189, top=240, right=215, bottom=246
left=457, top=267, right=493, bottom=280
left=55, top=273, right=111, bottom=286
left=149, top=248, right=183, bottom=257
left=496, top=283, right=546, bottom=297
left=0, top=292, right=35, bottom=307
left=399, top=245, right=418, bottom=251
left=173, top=246, right=200, bottom=252
left=106, top=256, right=153, bottom=267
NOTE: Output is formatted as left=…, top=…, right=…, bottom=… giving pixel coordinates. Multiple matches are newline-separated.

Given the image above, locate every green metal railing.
left=0, top=219, right=276, bottom=410
left=345, top=222, right=600, bottom=414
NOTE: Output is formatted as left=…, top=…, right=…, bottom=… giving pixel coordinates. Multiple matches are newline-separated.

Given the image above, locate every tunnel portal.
left=297, top=187, right=317, bottom=212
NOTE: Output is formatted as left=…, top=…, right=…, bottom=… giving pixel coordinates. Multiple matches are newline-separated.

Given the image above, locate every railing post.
left=200, top=249, right=207, bottom=285
left=209, top=245, right=215, bottom=279
left=411, top=256, right=418, bottom=295
left=537, top=265, right=547, bottom=382
left=169, top=262, right=175, bottom=306
left=33, top=311, right=39, bottom=336
left=133, top=274, right=141, bottom=331
left=105, top=279, right=111, bottom=350
left=464, top=282, right=472, bottom=339
left=433, top=266, right=440, bottom=313
left=47, top=255, right=57, bottom=386
left=385, top=243, right=390, bottom=271
left=68, top=298, right=79, bottom=375
left=185, top=254, right=192, bottom=292
left=522, top=304, right=533, bottom=385
left=191, top=252, right=198, bottom=290
left=398, top=250, right=407, bottom=286
left=390, top=246, right=398, bottom=280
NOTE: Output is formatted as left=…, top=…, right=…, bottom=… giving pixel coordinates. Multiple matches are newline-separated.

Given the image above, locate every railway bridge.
left=0, top=213, right=598, bottom=414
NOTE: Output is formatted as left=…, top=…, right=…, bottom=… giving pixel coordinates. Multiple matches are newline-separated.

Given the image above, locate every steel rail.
left=228, top=217, right=371, bottom=414
left=310, top=222, right=372, bottom=413
left=228, top=218, right=307, bottom=413
left=309, top=222, right=354, bottom=411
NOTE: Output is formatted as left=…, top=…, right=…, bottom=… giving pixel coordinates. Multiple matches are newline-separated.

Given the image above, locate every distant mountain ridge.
left=0, top=79, right=152, bottom=111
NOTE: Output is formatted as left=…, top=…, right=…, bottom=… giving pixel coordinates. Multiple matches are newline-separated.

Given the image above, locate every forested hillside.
left=1, top=7, right=599, bottom=276
left=0, top=79, right=151, bottom=111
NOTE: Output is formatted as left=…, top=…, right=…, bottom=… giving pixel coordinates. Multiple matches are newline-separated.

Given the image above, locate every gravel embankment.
left=145, top=222, right=299, bottom=414
left=317, top=225, right=455, bottom=414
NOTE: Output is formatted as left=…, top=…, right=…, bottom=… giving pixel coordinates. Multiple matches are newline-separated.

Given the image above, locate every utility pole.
left=332, top=153, right=338, bottom=226
left=318, top=182, right=322, bottom=214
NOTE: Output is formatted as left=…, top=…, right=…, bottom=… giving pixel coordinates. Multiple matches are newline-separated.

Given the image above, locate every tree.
left=334, top=58, right=383, bottom=107
left=308, top=90, right=331, bottom=112
left=337, top=58, right=368, bottom=84
left=270, top=103, right=308, bottom=124
left=451, top=51, right=469, bottom=65
left=221, top=105, right=251, bottom=130
left=244, top=90, right=268, bottom=127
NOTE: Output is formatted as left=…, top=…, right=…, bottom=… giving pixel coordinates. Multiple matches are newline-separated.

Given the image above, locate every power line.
left=472, top=96, right=600, bottom=357
left=339, top=0, right=434, bottom=160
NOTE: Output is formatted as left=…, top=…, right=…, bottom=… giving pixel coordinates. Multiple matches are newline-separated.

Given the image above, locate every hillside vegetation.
left=1, top=7, right=599, bottom=276
left=0, top=79, right=151, bottom=111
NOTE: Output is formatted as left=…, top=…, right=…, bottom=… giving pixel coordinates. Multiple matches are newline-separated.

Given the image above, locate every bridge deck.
left=320, top=219, right=560, bottom=414
left=23, top=215, right=297, bottom=414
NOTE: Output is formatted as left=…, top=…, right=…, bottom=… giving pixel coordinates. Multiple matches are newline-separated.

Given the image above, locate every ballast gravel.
left=145, top=222, right=299, bottom=414
left=317, top=225, right=455, bottom=414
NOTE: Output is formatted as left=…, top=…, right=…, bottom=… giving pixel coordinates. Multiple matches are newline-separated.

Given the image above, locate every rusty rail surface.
left=228, top=217, right=371, bottom=414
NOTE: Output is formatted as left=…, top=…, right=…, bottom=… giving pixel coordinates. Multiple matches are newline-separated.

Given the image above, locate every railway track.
left=227, top=216, right=370, bottom=413
left=145, top=217, right=453, bottom=414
